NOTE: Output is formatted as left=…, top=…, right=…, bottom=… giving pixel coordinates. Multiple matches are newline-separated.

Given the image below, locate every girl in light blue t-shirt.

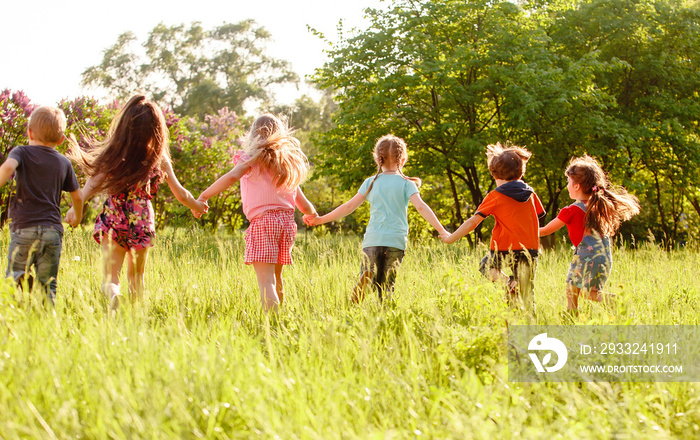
left=304, top=135, right=447, bottom=302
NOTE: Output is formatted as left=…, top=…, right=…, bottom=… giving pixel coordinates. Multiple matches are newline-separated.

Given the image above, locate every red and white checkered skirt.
left=244, top=209, right=297, bottom=265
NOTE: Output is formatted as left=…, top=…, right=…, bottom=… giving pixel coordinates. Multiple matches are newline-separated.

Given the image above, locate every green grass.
left=0, top=227, right=699, bottom=439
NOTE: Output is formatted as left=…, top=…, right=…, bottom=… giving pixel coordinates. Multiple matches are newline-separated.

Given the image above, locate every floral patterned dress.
left=566, top=230, right=612, bottom=291
left=93, top=171, right=163, bottom=250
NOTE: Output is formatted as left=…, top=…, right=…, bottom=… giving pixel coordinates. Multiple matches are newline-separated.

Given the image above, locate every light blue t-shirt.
left=358, top=174, right=419, bottom=250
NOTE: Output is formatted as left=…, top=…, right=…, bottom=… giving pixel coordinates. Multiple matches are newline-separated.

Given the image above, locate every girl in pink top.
left=197, top=114, right=317, bottom=312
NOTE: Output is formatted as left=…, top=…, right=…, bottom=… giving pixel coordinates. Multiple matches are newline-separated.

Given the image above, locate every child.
left=0, top=106, right=83, bottom=304
left=304, top=134, right=448, bottom=303
left=441, top=143, right=545, bottom=313
left=539, top=155, right=639, bottom=313
left=66, top=95, right=207, bottom=309
left=196, top=114, right=317, bottom=313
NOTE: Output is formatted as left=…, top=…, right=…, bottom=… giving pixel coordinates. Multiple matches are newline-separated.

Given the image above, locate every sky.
left=0, top=0, right=387, bottom=107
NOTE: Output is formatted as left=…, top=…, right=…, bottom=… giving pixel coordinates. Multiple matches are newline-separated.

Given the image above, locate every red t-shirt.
left=476, top=190, right=545, bottom=251
left=557, top=202, right=586, bottom=246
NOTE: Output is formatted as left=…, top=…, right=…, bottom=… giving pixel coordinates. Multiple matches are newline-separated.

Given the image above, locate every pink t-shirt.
left=234, top=151, right=297, bottom=221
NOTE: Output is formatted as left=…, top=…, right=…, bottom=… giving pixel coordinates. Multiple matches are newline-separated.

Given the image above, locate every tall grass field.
left=0, top=226, right=699, bottom=439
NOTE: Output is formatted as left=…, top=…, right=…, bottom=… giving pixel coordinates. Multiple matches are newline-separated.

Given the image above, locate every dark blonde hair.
left=363, top=134, right=421, bottom=197
left=486, top=142, right=531, bottom=181
left=566, top=155, right=640, bottom=236
left=69, top=95, right=169, bottom=195
left=241, top=113, right=308, bottom=189
left=28, top=106, right=66, bottom=145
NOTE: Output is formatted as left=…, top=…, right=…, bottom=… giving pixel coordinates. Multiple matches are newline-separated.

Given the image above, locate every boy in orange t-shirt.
left=441, top=143, right=545, bottom=313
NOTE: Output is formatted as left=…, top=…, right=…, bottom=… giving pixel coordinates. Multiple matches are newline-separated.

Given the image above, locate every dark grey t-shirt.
left=8, top=145, right=80, bottom=233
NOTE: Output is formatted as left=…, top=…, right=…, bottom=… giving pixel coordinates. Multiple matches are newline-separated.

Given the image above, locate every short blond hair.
left=28, top=106, right=66, bottom=145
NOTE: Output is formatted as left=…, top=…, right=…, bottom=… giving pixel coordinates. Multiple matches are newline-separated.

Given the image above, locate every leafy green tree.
left=82, top=21, right=298, bottom=117
left=313, top=0, right=614, bottom=242
left=313, top=0, right=700, bottom=246
left=546, top=0, right=700, bottom=245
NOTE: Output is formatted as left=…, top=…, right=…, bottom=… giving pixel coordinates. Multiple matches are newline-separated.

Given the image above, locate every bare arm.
left=80, top=173, right=105, bottom=202
left=0, top=158, right=18, bottom=187
left=311, top=192, right=366, bottom=226
left=442, top=214, right=485, bottom=244
left=409, top=192, right=448, bottom=236
left=295, top=187, right=317, bottom=216
left=65, top=172, right=105, bottom=226
left=65, top=190, right=83, bottom=227
left=161, top=157, right=207, bottom=214
left=539, top=218, right=565, bottom=237
left=198, top=160, right=251, bottom=202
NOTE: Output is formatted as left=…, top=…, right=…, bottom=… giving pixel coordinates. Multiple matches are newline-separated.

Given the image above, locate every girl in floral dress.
left=66, top=95, right=207, bottom=309
left=539, top=155, right=640, bottom=314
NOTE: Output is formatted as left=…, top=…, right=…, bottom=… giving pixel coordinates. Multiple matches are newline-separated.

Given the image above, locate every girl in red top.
left=540, top=155, right=639, bottom=314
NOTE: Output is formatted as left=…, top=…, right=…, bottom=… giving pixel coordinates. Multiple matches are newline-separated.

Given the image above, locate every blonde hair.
left=28, top=106, right=66, bottom=145
left=363, top=134, right=421, bottom=197
left=566, top=155, right=640, bottom=236
left=486, top=142, right=531, bottom=181
left=241, top=114, right=308, bottom=189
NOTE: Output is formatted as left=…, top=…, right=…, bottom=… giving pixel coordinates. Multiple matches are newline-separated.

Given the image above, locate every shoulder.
left=8, top=145, right=26, bottom=159
left=483, top=190, right=500, bottom=202
left=358, top=175, right=375, bottom=190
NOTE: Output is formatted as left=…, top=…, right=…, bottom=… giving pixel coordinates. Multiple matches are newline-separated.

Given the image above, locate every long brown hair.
left=241, top=113, right=308, bottom=189
left=363, top=134, right=421, bottom=197
left=566, top=155, right=640, bottom=236
left=69, top=95, right=169, bottom=195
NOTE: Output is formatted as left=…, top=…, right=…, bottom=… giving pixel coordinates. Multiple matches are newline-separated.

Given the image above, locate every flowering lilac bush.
left=161, top=107, right=246, bottom=228
left=0, top=90, right=247, bottom=229
left=0, top=90, right=37, bottom=225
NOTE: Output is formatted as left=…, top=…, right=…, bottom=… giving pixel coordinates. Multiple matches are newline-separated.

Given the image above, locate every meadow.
left=0, top=227, right=699, bottom=439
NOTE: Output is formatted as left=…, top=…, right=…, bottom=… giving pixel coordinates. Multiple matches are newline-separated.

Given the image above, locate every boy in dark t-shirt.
left=0, top=106, right=82, bottom=304
left=440, top=142, right=545, bottom=314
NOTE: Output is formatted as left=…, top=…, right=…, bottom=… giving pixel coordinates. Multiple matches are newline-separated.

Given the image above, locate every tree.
left=545, top=0, right=700, bottom=245
left=312, top=0, right=614, bottom=241
left=82, top=21, right=299, bottom=117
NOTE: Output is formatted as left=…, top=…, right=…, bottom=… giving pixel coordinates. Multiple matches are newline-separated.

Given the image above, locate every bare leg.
left=102, top=238, right=127, bottom=310
left=566, top=284, right=581, bottom=311
left=126, top=247, right=150, bottom=303
left=252, top=262, right=279, bottom=313
left=274, top=264, right=284, bottom=305
left=585, top=288, right=615, bottom=305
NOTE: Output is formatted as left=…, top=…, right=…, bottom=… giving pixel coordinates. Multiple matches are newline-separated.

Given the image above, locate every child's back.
left=0, top=106, right=82, bottom=304
left=9, top=145, right=78, bottom=232
left=360, top=173, right=418, bottom=250
left=477, top=179, right=544, bottom=252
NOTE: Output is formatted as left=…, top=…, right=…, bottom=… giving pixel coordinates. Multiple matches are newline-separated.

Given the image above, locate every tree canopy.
left=312, top=0, right=700, bottom=246
left=82, top=21, right=299, bottom=117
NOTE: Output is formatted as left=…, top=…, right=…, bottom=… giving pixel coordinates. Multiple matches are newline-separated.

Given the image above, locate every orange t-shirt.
left=476, top=184, right=545, bottom=251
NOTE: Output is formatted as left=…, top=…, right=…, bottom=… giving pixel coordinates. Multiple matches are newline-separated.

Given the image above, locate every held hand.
left=191, top=200, right=209, bottom=219
left=440, top=232, right=456, bottom=244
left=65, top=207, right=78, bottom=228
left=303, top=213, right=319, bottom=226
